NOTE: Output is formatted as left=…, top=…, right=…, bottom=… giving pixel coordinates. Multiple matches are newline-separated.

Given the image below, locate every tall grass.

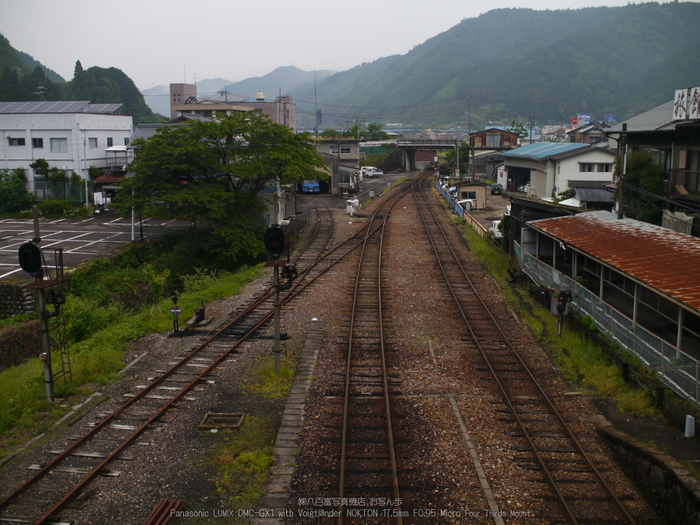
left=0, top=264, right=263, bottom=460
left=457, top=223, right=654, bottom=416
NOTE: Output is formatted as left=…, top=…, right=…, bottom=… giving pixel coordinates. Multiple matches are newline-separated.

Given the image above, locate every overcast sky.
left=2, top=0, right=671, bottom=91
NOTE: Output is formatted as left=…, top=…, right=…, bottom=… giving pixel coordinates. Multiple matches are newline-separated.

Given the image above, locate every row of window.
left=7, top=136, right=123, bottom=150
left=329, top=145, right=352, bottom=154
left=579, top=162, right=613, bottom=173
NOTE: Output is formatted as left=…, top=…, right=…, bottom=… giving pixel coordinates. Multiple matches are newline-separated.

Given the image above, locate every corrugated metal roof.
left=199, top=93, right=249, bottom=103
left=501, top=142, right=589, bottom=161
left=529, top=210, right=700, bottom=311
left=607, top=100, right=674, bottom=133
left=0, top=101, right=123, bottom=114
left=572, top=187, right=615, bottom=203
left=130, top=124, right=166, bottom=142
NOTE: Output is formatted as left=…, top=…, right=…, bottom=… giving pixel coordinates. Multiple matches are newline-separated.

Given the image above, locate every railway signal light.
left=264, top=226, right=285, bottom=259
left=281, top=264, right=297, bottom=280
left=18, top=242, right=43, bottom=277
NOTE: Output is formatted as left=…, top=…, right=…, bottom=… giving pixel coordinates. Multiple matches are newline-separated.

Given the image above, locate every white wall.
left=1, top=112, right=132, bottom=187
left=556, top=150, right=615, bottom=195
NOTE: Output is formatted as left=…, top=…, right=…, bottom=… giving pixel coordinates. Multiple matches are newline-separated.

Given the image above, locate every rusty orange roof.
left=94, top=171, right=125, bottom=184
left=529, top=210, right=700, bottom=312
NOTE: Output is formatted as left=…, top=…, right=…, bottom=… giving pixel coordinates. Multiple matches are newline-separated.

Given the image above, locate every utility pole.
left=33, top=207, right=54, bottom=403
left=528, top=115, right=537, bottom=144
left=468, top=93, right=473, bottom=176
left=617, top=139, right=628, bottom=220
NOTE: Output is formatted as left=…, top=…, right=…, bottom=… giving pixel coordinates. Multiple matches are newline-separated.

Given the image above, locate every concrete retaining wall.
left=595, top=415, right=700, bottom=525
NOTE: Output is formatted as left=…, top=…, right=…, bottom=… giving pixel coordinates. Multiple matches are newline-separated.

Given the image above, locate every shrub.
left=38, top=200, right=87, bottom=218
left=0, top=168, right=33, bottom=213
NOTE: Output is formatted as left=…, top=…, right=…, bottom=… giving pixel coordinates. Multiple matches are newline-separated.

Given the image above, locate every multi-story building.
left=171, top=86, right=297, bottom=132
left=0, top=101, right=133, bottom=194
left=169, top=83, right=197, bottom=119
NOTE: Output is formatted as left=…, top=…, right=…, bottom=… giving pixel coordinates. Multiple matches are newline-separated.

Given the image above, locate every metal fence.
left=516, top=243, right=700, bottom=407
left=436, top=182, right=495, bottom=241
left=436, top=182, right=464, bottom=218
left=31, top=181, right=93, bottom=203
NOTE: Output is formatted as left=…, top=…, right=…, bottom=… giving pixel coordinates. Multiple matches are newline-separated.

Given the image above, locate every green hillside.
left=0, top=34, right=161, bottom=124
left=62, top=63, right=161, bottom=124
left=296, top=2, right=700, bottom=128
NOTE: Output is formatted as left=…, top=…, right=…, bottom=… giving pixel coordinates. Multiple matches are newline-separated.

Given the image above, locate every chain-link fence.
left=31, top=181, right=93, bottom=203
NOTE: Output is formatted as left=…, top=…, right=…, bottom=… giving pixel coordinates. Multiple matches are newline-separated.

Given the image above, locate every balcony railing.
left=668, top=168, right=700, bottom=194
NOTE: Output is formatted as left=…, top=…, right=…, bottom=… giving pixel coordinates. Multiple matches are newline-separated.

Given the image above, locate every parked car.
left=361, top=166, right=376, bottom=177
left=370, top=169, right=384, bottom=178
left=491, top=183, right=504, bottom=195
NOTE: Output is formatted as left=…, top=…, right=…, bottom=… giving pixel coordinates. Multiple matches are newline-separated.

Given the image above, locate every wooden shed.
left=454, top=181, right=488, bottom=210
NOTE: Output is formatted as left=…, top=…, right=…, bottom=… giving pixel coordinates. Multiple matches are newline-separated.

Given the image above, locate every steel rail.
left=412, top=177, right=638, bottom=525
left=0, top=184, right=410, bottom=524
left=337, top=175, right=424, bottom=524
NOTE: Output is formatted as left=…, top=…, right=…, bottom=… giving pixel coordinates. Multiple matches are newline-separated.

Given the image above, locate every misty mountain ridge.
left=3, top=3, right=699, bottom=129
left=292, top=2, right=700, bottom=129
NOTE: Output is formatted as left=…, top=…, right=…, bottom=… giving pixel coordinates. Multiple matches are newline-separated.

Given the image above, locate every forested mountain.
left=13, top=48, right=64, bottom=84
left=0, top=33, right=62, bottom=102
left=0, top=34, right=160, bottom=124
left=62, top=62, right=160, bottom=123
left=293, top=2, right=700, bottom=129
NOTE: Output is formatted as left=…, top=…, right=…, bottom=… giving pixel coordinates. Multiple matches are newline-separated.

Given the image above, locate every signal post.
left=264, top=226, right=297, bottom=373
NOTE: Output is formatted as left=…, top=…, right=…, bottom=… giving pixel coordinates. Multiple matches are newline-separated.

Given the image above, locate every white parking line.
left=0, top=267, right=23, bottom=279
left=50, top=219, right=67, bottom=224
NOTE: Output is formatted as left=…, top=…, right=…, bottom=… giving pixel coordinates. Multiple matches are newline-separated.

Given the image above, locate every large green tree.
left=0, top=168, right=33, bottom=213
left=116, top=112, right=327, bottom=264
left=616, top=151, right=664, bottom=225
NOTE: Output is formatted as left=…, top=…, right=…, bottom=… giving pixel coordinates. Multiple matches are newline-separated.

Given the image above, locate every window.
left=107, top=137, right=113, bottom=148
left=89, top=138, right=98, bottom=149
left=50, top=138, right=68, bottom=153
left=32, top=138, right=43, bottom=148
left=581, top=162, right=613, bottom=173
left=340, top=145, right=351, bottom=154
left=330, top=145, right=339, bottom=154
left=8, top=137, right=25, bottom=146
left=124, top=137, right=129, bottom=146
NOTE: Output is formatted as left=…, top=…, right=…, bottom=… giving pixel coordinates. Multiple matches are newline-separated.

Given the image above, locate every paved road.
left=0, top=211, right=191, bottom=282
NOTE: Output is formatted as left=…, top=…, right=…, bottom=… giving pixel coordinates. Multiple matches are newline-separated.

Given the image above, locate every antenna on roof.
left=33, top=83, right=47, bottom=102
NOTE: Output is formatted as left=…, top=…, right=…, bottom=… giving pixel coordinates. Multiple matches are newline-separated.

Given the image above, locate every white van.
left=361, top=166, right=377, bottom=178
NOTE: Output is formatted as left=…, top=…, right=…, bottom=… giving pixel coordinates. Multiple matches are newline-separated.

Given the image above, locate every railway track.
left=412, top=176, right=639, bottom=524
left=337, top=190, right=404, bottom=524
left=0, top=204, right=351, bottom=525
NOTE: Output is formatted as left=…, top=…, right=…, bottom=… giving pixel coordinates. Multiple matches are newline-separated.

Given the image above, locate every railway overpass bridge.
left=395, top=139, right=510, bottom=171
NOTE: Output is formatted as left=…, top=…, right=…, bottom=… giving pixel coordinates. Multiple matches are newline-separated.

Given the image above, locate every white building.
left=0, top=101, right=133, bottom=192
left=500, top=142, right=616, bottom=199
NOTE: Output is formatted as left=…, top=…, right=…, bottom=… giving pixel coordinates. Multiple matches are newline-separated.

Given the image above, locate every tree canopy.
left=616, top=151, right=664, bottom=225
left=115, top=112, right=327, bottom=265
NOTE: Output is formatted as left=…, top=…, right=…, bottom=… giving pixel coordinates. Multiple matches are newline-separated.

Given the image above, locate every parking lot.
left=0, top=212, right=191, bottom=282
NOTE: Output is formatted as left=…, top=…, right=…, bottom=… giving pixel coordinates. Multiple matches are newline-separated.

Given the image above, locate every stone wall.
left=596, top=415, right=700, bottom=525
left=0, top=283, right=35, bottom=319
